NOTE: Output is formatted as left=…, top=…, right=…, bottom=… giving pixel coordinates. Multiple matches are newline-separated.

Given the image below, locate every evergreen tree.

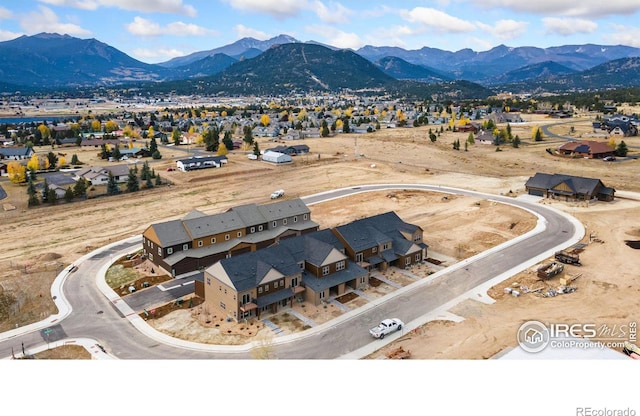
left=64, top=187, right=74, bottom=202
left=47, top=188, right=57, bottom=205
left=71, top=154, right=79, bottom=165
left=42, top=178, right=50, bottom=202
left=512, top=135, right=521, bottom=148
left=140, top=161, right=151, bottom=181
left=342, top=118, right=350, bottom=133
left=155, top=173, right=162, bottom=186
left=107, top=171, right=120, bottom=195
left=253, top=141, right=261, bottom=157
left=152, top=150, right=162, bottom=160
left=222, top=132, right=234, bottom=152
left=73, top=178, right=87, bottom=198
left=321, top=120, right=330, bottom=137
left=100, top=143, right=109, bottom=159
left=243, top=126, right=254, bottom=146
left=149, top=136, right=158, bottom=154
left=616, top=141, right=628, bottom=157
left=27, top=176, right=39, bottom=206
left=111, top=145, right=122, bottom=161
left=145, top=175, right=154, bottom=189
left=46, top=151, right=58, bottom=169
left=126, top=168, right=139, bottom=192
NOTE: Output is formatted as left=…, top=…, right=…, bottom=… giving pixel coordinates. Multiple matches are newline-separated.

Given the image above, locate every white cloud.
left=127, top=17, right=217, bottom=37
left=604, top=24, right=640, bottom=47
left=0, top=6, right=13, bottom=19
left=222, top=0, right=308, bottom=18
left=306, top=25, right=363, bottom=49
left=38, top=0, right=197, bottom=16
left=310, top=1, right=352, bottom=24
left=462, top=0, right=640, bottom=18
left=234, top=24, right=271, bottom=40
left=131, top=47, right=186, bottom=62
left=21, top=6, right=92, bottom=36
left=476, top=19, right=528, bottom=40
left=542, top=17, right=598, bottom=36
left=401, top=7, right=476, bottom=33
left=0, top=30, right=23, bottom=41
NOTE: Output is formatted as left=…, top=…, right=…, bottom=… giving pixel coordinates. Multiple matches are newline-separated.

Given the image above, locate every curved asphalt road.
left=0, top=183, right=583, bottom=359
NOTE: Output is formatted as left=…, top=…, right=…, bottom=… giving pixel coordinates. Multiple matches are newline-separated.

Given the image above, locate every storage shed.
left=262, top=150, right=292, bottom=164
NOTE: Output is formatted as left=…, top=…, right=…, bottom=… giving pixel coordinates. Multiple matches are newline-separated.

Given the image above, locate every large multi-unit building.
left=202, top=211, right=428, bottom=321
left=142, top=198, right=319, bottom=276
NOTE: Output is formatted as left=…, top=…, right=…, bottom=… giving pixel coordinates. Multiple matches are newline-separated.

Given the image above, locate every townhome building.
left=142, top=198, right=319, bottom=276
left=201, top=211, right=426, bottom=322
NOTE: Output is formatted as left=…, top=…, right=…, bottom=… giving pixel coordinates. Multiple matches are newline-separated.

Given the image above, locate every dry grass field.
left=2, top=109, right=640, bottom=359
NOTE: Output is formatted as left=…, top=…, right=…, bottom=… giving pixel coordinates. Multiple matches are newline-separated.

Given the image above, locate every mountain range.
left=3, top=33, right=640, bottom=97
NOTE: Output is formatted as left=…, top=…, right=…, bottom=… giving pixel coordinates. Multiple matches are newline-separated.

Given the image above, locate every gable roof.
left=525, top=172, right=613, bottom=195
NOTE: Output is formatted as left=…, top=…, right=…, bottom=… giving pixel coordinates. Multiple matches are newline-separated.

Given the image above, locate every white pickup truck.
left=369, top=318, right=404, bottom=339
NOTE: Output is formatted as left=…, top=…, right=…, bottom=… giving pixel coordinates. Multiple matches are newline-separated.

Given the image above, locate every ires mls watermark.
left=517, top=320, right=637, bottom=353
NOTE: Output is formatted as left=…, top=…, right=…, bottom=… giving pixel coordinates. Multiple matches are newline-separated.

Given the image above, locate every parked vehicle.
left=247, top=153, right=258, bottom=160
left=369, top=318, right=404, bottom=339
left=270, top=189, right=284, bottom=199
left=603, top=156, right=616, bottom=162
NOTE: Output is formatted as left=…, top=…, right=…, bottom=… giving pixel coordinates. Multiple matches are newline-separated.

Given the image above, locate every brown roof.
left=558, top=140, right=614, bottom=155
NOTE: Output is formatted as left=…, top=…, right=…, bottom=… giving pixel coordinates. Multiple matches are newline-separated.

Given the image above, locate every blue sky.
left=1, top=0, right=640, bottom=63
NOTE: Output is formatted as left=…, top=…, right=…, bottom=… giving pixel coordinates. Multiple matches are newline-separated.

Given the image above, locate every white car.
left=270, top=189, right=284, bottom=199
left=369, top=318, right=404, bottom=339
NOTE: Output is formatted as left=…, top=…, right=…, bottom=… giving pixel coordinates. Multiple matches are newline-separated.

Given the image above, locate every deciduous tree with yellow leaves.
left=7, top=161, right=26, bottom=183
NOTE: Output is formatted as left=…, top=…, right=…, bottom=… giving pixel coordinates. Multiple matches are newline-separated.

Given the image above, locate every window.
left=356, top=253, right=363, bottom=262
left=167, top=247, right=173, bottom=255
left=242, top=293, right=251, bottom=304
left=372, top=246, right=377, bottom=253
left=251, top=227, right=255, bottom=233
left=415, top=253, right=421, bottom=262
left=237, top=231, right=242, bottom=237
left=414, top=234, right=421, bottom=242
left=183, top=244, right=189, bottom=251
left=265, top=285, right=269, bottom=292
left=319, top=291, right=325, bottom=299
left=149, top=253, right=153, bottom=261
left=258, top=287, right=263, bottom=294
left=206, top=277, right=211, bottom=285
left=303, top=214, right=308, bottom=220
left=273, top=221, right=277, bottom=227
left=158, top=247, right=162, bottom=256
left=198, top=241, right=203, bottom=247
left=150, top=241, right=153, bottom=249
left=383, top=243, right=389, bottom=250
left=293, top=216, right=297, bottom=222
left=224, top=289, right=227, bottom=294
left=336, top=260, right=345, bottom=271
left=298, top=262, right=304, bottom=269
left=211, top=237, right=216, bottom=244
left=405, top=257, right=411, bottom=265
left=360, top=276, right=366, bottom=284
left=220, top=302, right=226, bottom=310
left=283, top=218, right=287, bottom=225
left=291, top=277, right=298, bottom=287
left=258, top=225, right=263, bottom=231
left=225, top=234, right=230, bottom=241
left=280, top=279, right=284, bottom=287
left=322, top=266, right=330, bottom=276
left=274, top=280, right=278, bottom=288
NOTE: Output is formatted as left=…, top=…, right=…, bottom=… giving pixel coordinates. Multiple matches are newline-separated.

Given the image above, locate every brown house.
left=142, top=198, right=319, bottom=276
left=201, top=211, right=427, bottom=322
left=557, top=140, right=615, bottom=159
left=525, top=172, right=615, bottom=202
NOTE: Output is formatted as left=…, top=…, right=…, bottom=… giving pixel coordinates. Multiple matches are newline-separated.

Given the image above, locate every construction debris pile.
left=385, top=346, right=411, bottom=359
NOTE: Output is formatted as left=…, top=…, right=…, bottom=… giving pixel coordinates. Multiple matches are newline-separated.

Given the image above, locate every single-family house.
left=0, top=147, right=34, bottom=160
left=525, top=173, right=615, bottom=202
left=75, top=165, right=131, bottom=185
left=176, top=155, right=227, bottom=172
left=557, top=141, right=615, bottom=159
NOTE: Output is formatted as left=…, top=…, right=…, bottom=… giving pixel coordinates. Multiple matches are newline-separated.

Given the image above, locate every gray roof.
left=525, top=173, right=611, bottom=195
left=228, top=203, right=267, bottom=226
left=0, top=147, right=32, bottom=157
left=301, top=262, right=368, bottom=292
left=258, top=198, right=310, bottom=221
left=183, top=210, right=243, bottom=239
left=150, top=219, right=191, bottom=247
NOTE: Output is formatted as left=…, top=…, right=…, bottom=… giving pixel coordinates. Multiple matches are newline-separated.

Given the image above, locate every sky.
left=1, top=0, right=640, bottom=64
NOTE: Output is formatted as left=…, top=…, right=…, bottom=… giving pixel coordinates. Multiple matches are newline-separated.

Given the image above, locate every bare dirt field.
left=2, top=111, right=640, bottom=359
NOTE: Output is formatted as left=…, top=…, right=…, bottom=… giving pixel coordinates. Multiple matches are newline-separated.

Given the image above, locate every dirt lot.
left=2, top=110, right=640, bottom=359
